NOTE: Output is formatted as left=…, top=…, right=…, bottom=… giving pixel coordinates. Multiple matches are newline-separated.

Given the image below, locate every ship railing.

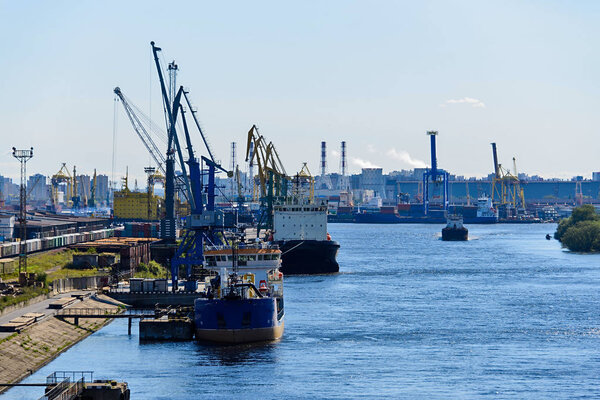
left=205, top=243, right=279, bottom=251
left=46, top=371, right=93, bottom=385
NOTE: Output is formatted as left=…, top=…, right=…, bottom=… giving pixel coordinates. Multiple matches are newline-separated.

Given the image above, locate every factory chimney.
left=320, top=141, right=327, bottom=176
left=340, top=141, right=347, bottom=176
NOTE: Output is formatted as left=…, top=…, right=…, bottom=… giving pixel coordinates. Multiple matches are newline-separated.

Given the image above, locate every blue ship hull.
left=194, top=297, right=284, bottom=343
left=332, top=213, right=497, bottom=224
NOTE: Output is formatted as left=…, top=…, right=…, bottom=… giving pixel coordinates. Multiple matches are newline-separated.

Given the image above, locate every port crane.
left=245, top=125, right=289, bottom=233
left=422, top=131, right=449, bottom=215
left=150, top=42, right=230, bottom=289
left=113, top=87, right=167, bottom=175
left=490, top=143, right=525, bottom=216
left=50, top=163, right=73, bottom=211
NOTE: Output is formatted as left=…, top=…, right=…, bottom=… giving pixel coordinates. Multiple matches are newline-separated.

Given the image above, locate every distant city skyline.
left=1, top=1, right=599, bottom=183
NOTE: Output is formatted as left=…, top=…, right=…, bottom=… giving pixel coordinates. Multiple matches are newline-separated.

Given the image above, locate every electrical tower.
left=12, top=147, right=33, bottom=274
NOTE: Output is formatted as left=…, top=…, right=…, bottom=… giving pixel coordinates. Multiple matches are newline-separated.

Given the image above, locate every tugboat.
left=442, top=214, right=468, bottom=241
left=194, top=243, right=284, bottom=343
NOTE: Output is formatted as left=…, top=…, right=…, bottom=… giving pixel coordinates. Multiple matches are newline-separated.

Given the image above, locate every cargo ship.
left=271, top=199, right=340, bottom=274
left=330, top=196, right=498, bottom=224
left=194, top=243, right=284, bottom=343
left=441, top=215, right=468, bottom=241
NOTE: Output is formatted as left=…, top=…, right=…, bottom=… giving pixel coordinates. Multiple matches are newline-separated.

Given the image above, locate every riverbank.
left=0, top=297, right=120, bottom=394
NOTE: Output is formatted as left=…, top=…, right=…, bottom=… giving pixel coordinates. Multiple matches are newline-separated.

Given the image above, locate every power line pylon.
left=12, top=147, right=34, bottom=275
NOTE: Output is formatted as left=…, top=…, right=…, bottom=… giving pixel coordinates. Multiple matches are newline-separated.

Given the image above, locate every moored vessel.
left=194, top=243, right=284, bottom=343
left=272, top=199, right=339, bottom=274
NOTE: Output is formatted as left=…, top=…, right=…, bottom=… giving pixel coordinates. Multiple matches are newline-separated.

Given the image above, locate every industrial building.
left=70, top=237, right=159, bottom=278
left=12, top=213, right=111, bottom=239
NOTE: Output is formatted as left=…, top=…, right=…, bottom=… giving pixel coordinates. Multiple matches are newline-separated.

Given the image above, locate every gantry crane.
left=150, top=41, right=230, bottom=289
left=89, top=169, right=97, bottom=208
left=291, top=162, right=314, bottom=201
left=50, top=163, right=73, bottom=211
left=422, top=131, right=449, bottom=215
left=490, top=143, right=525, bottom=215
left=245, top=124, right=289, bottom=233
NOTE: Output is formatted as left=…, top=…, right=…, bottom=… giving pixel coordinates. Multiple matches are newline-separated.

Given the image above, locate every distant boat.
left=442, top=215, right=468, bottom=241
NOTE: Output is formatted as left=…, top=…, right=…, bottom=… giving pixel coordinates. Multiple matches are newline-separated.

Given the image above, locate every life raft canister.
left=259, top=280, right=268, bottom=292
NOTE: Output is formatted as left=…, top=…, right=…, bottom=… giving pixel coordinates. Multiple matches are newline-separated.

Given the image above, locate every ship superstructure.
left=272, top=198, right=339, bottom=274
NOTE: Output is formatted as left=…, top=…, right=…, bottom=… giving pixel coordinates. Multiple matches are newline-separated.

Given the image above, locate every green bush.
left=560, top=220, right=600, bottom=252
left=135, top=261, right=167, bottom=278
left=555, top=205, right=600, bottom=252
left=36, top=272, right=47, bottom=285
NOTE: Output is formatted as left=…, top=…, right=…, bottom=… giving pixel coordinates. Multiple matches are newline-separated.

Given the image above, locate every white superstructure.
left=273, top=199, right=328, bottom=241
left=476, top=197, right=498, bottom=218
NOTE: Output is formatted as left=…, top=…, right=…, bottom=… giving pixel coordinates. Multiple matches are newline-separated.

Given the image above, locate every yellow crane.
left=292, top=162, right=315, bottom=201
left=245, top=124, right=288, bottom=199
left=50, top=163, right=73, bottom=210
left=490, top=143, right=525, bottom=211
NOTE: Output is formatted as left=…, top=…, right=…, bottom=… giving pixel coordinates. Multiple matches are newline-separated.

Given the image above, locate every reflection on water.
left=196, top=341, right=279, bottom=366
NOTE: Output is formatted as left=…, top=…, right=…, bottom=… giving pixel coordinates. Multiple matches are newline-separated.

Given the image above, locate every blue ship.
left=194, top=244, right=284, bottom=343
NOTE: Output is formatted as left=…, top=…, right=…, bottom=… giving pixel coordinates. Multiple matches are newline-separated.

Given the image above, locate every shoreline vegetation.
left=1, top=249, right=107, bottom=311
left=554, top=205, right=600, bottom=252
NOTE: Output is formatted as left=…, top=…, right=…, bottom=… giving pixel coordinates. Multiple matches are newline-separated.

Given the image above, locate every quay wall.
left=0, top=293, right=52, bottom=317
left=52, top=275, right=110, bottom=294
left=0, top=298, right=119, bottom=394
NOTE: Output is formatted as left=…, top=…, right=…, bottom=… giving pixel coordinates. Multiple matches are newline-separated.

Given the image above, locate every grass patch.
left=0, top=286, right=49, bottom=311
left=0, top=332, right=17, bottom=344
left=2, top=249, right=106, bottom=284
left=47, top=267, right=101, bottom=282
left=2, top=250, right=75, bottom=279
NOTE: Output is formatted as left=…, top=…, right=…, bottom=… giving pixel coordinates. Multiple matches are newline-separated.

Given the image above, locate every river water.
left=3, top=223, right=600, bottom=399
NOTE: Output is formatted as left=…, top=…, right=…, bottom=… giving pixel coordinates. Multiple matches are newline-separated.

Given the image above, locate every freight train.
left=0, top=228, right=117, bottom=258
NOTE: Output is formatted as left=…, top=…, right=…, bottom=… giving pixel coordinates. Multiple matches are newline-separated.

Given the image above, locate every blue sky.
left=1, top=1, right=598, bottom=183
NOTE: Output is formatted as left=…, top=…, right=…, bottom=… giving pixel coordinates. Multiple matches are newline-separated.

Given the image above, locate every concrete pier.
left=139, top=318, right=194, bottom=340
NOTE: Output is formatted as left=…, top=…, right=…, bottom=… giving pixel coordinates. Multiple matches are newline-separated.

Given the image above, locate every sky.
left=0, top=0, right=599, bottom=184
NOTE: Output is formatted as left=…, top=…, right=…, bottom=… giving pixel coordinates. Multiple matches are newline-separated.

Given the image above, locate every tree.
left=555, top=205, right=600, bottom=252
left=560, top=220, right=600, bottom=252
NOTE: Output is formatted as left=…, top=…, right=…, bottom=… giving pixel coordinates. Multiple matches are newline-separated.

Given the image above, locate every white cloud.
left=351, top=157, right=380, bottom=169
left=386, top=148, right=427, bottom=168
left=367, top=144, right=376, bottom=153
left=331, top=150, right=340, bottom=157
left=441, top=97, right=486, bottom=108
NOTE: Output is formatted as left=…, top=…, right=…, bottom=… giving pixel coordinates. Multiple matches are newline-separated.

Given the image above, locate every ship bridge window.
left=247, top=255, right=257, bottom=261
left=257, top=255, right=264, bottom=261
left=205, top=256, right=217, bottom=266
